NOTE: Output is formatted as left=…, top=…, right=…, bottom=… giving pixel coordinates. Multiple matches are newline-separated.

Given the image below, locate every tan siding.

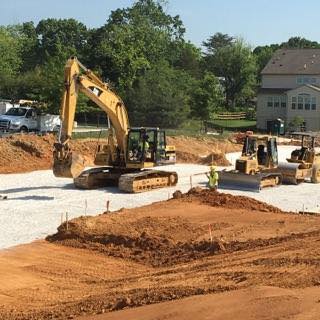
left=286, top=86, right=320, bottom=131
left=262, top=74, right=320, bottom=89
left=256, top=94, right=287, bottom=130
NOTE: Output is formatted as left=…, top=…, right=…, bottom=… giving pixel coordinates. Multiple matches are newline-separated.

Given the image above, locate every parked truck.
left=0, top=106, right=60, bottom=133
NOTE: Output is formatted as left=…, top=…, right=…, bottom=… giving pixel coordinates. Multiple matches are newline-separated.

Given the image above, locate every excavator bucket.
left=53, top=152, right=85, bottom=178
left=218, top=170, right=282, bottom=192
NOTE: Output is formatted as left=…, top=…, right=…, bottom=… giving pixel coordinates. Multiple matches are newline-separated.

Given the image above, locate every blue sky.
left=0, top=0, right=319, bottom=48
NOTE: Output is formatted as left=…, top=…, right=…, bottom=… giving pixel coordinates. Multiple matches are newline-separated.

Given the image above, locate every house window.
left=291, top=97, right=296, bottom=109
left=298, top=96, right=303, bottom=109
left=267, top=97, right=273, bottom=107
left=274, top=96, right=279, bottom=107
left=312, top=97, right=316, bottom=110
left=296, top=76, right=317, bottom=85
left=305, top=96, right=310, bottom=110
left=280, top=96, right=286, bottom=108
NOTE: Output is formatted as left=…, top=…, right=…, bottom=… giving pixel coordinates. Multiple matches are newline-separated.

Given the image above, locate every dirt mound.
left=47, top=215, right=226, bottom=267
left=167, top=136, right=240, bottom=165
left=174, top=187, right=284, bottom=213
left=0, top=134, right=97, bottom=173
left=47, top=189, right=286, bottom=268
left=0, top=134, right=239, bottom=174
left=175, top=150, right=230, bottom=166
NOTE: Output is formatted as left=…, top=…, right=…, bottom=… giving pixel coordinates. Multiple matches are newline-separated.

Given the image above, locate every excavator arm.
left=53, top=57, right=129, bottom=178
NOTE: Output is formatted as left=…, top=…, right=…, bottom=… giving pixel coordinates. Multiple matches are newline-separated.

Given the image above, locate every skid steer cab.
left=126, top=127, right=176, bottom=168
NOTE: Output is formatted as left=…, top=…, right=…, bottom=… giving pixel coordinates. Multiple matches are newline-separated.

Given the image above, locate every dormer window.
left=296, top=76, right=317, bottom=85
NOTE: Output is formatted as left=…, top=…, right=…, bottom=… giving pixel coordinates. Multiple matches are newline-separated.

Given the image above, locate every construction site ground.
left=1, top=190, right=320, bottom=319
left=1, top=134, right=320, bottom=319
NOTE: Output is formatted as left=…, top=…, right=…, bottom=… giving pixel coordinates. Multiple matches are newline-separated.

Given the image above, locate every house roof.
left=286, top=84, right=320, bottom=93
left=258, top=88, right=290, bottom=94
left=261, top=49, right=320, bottom=75
left=258, top=84, right=320, bottom=95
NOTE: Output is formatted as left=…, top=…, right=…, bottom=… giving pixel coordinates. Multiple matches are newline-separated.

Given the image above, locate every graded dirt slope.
left=0, top=134, right=239, bottom=174
left=0, top=134, right=97, bottom=173
left=167, top=135, right=240, bottom=165
left=1, top=190, right=320, bottom=319
left=80, top=286, right=320, bottom=320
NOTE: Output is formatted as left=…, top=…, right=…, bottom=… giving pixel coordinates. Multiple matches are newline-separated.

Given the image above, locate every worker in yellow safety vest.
left=206, top=165, right=219, bottom=191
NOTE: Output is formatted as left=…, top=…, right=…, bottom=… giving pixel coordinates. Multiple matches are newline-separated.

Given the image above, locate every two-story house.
left=257, top=48, right=320, bottom=132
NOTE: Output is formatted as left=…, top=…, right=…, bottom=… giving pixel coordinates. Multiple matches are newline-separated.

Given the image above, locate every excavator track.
left=218, top=170, right=282, bottom=192
left=118, top=170, right=178, bottom=193
left=74, top=167, right=178, bottom=192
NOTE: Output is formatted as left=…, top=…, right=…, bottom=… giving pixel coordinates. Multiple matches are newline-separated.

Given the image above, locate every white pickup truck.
left=0, top=107, right=60, bottom=133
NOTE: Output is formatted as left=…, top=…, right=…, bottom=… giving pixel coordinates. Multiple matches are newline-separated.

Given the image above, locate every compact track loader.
left=219, top=135, right=282, bottom=191
left=278, top=132, right=320, bottom=184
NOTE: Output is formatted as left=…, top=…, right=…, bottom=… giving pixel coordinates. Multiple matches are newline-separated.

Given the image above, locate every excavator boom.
left=53, top=57, right=129, bottom=178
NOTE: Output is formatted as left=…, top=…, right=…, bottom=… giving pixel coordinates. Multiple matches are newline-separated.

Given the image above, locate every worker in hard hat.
left=206, top=165, right=219, bottom=191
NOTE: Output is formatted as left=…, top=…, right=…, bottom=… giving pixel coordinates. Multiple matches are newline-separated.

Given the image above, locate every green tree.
left=202, top=32, right=234, bottom=54
left=0, top=27, right=22, bottom=77
left=204, top=38, right=257, bottom=109
left=88, top=0, right=186, bottom=93
left=126, top=60, right=192, bottom=127
left=281, top=37, right=320, bottom=49
left=174, top=41, right=202, bottom=78
left=35, top=18, right=88, bottom=64
left=191, top=72, right=223, bottom=119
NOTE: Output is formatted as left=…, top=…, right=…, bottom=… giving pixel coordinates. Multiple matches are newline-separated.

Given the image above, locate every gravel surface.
left=0, top=164, right=208, bottom=249
left=224, top=145, right=320, bottom=214
left=1, top=145, right=320, bottom=250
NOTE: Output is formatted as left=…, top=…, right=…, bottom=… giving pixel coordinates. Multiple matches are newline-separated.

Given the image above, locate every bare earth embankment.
left=0, top=189, right=320, bottom=319
left=0, top=134, right=240, bottom=174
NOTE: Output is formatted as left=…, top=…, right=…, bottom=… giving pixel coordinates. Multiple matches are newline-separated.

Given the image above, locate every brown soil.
left=167, top=136, right=240, bottom=165
left=0, top=134, right=98, bottom=174
left=174, top=187, right=284, bottom=213
left=1, top=190, right=320, bottom=319
left=0, top=134, right=238, bottom=174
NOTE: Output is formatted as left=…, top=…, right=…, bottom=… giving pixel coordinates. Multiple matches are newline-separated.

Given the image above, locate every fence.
left=215, top=112, right=247, bottom=120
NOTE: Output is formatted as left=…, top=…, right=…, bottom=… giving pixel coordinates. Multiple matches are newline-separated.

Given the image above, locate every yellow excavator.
left=278, top=132, right=320, bottom=184
left=219, top=135, right=282, bottom=191
left=53, top=57, right=178, bottom=192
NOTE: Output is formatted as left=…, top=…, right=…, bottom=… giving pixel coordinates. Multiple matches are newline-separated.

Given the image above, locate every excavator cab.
left=126, top=128, right=176, bottom=167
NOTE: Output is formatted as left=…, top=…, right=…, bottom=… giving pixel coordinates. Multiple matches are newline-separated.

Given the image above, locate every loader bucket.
left=218, top=170, right=262, bottom=192
left=53, top=152, right=85, bottom=178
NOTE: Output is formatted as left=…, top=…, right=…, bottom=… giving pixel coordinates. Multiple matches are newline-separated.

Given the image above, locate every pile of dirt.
left=167, top=136, right=240, bottom=165
left=47, top=189, right=285, bottom=268
left=173, top=187, right=284, bottom=213
left=0, top=134, right=239, bottom=174
left=0, top=134, right=97, bottom=173
left=47, top=215, right=226, bottom=267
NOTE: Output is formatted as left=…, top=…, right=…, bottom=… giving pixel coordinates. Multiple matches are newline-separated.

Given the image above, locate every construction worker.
left=206, top=165, right=219, bottom=191
left=138, top=134, right=150, bottom=160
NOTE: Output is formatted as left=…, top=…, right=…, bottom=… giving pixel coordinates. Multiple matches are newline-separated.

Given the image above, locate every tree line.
left=0, top=0, right=319, bottom=127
